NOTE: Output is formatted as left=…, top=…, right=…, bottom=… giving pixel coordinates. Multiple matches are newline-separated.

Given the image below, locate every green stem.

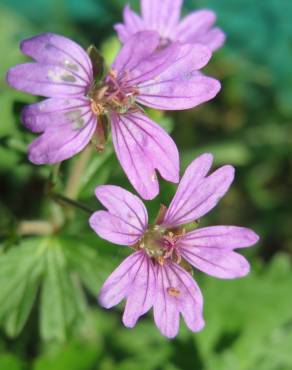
left=51, top=193, right=94, bottom=214
left=18, top=220, right=57, bottom=236
left=64, top=145, right=92, bottom=199
left=51, top=162, right=61, bottom=186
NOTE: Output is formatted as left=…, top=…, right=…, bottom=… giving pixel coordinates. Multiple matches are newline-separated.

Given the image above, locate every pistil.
left=138, top=223, right=184, bottom=266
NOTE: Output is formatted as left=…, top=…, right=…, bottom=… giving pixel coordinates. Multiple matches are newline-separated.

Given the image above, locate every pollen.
left=167, top=287, right=181, bottom=297
left=91, top=100, right=104, bottom=116
left=156, top=256, right=165, bottom=265
left=108, top=69, right=118, bottom=79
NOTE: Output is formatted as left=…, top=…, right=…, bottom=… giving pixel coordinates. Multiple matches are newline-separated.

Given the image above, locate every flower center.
left=139, top=225, right=184, bottom=265
left=88, top=69, right=139, bottom=116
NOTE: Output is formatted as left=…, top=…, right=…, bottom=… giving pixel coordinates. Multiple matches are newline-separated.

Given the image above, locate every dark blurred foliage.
left=0, top=0, right=292, bottom=369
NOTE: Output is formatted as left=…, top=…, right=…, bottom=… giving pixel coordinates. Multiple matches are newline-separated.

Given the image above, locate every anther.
left=156, top=256, right=165, bottom=266
left=96, top=86, right=108, bottom=101
left=108, top=69, right=118, bottom=79
left=90, top=100, right=104, bottom=116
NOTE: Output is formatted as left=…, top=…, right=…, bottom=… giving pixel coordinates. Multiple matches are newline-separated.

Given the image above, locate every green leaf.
left=114, top=320, right=171, bottom=369
left=40, top=239, right=86, bottom=342
left=79, top=146, right=115, bottom=199
left=5, top=272, right=40, bottom=337
left=0, top=353, right=24, bottom=370
left=0, top=238, right=44, bottom=336
left=33, top=341, right=98, bottom=370
left=195, top=255, right=292, bottom=370
left=62, top=237, right=102, bottom=295
left=0, top=146, right=20, bottom=171
left=0, top=235, right=114, bottom=342
left=62, top=235, right=127, bottom=295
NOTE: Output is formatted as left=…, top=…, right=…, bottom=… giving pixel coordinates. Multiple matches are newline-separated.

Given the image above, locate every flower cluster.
left=6, top=29, right=219, bottom=200
left=90, top=154, right=259, bottom=338
left=6, top=0, right=259, bottom=338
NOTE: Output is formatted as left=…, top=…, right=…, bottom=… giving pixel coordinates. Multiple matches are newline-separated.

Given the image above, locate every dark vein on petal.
left=127, top=53, right=173, bottom=85
left=166, top=179, right=205, bottom=223
left=104, top=211, right=144, bottom=234
left=113, top=116, right=146, bottom=195
left=181, top=249, right=233, bottom=272
left=46, top=42, right=92, bottom=81
left=104, top=189, right=147, bottom=231
left=170, top=175, right=229, bottom=225
left=120, top=115, right=152, bottom=165
left=171, top=264, right=198, bottom=305
left=125, top=113, right=176, bottom=175
left=160, top=266, right=169, bottom=331
left=36, top=113, right=94, bottom=157
left=103, top=252, right=142, bottom=297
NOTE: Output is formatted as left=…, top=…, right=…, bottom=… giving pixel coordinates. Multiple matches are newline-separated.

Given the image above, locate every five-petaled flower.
left=115, top=0, right=225, bottom=51
left=6, top=31, right=220, bottom=200
left=89, top=153, right=259, bottom=338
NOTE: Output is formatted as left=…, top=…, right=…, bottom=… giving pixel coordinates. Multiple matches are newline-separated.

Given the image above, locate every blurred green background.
left=0, top=0, right=292, bottom=369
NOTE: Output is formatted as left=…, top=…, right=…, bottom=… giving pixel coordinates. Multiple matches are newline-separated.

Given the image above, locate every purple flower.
left=115, top=0, right=225, bottom=51
left=6, top=32, right=220, bottom=200
left=89, top=154, right=259, bottom=338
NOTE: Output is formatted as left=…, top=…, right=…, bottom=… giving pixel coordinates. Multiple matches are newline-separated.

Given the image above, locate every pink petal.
left=114, top=24, right=129, bottom=44
left=98, top=251, right=156, bottom=327
left=176, top=10, right=215, bottom=42
left=99, top=251, right=143, bottom=308
left=112, top=31, right=180, bottom=85
left=126, top=42, right=180, bottom=86
left=28, top=111, right=96, bottom=164
left=123, top=253, right=156, bottom=327
left=141, top=0, right=182, bottom=39
left=20, top=33, right=92, bottom=82
left=163, top=155, right=235, bottom=227
left=196, top=27, right=226, bottom=52
left=153, top=262, right=204, bottom=338
left=112, top=31, right=160, bottom=74
left=137, top=44, right=221, bottom=110
left=90, top=185, right=148, bottom=245
left=114, top=5, right=145, bottom=44
left=162, top=153, right=212, bottom=226
left=178, top=226, right=258, bottom=279
left=179, top=226, right=260, bottom=250
left=21, top=97, right=91, bottom=133
left=89, top=211, right=144, bottom=246
left=7, top=63, right=89, bottom=98
left=180, top=246, right=251, bottom=279
left=110, top=111, right=179, bottom=200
